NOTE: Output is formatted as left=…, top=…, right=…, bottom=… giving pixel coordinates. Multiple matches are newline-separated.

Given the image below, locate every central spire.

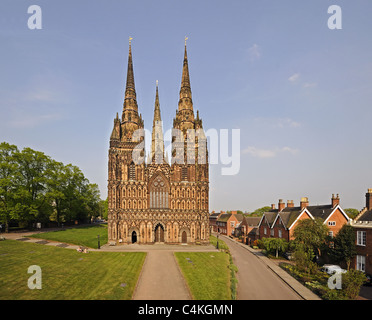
left=151, top=80, right=164, bottom=163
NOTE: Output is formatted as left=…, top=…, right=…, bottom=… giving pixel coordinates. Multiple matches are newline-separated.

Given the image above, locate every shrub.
left=342, top=270, right=367, bottom=300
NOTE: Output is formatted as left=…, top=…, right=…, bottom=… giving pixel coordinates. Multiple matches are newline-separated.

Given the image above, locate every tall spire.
left=153, top=80, right=161, bottom=122
left=151, top=80, right=164, bottom=163
left=125, top=37, right=136, bottom=100
left=179, top=37, right=192, bottom=102
left=122, top=37, right=142, bottom=128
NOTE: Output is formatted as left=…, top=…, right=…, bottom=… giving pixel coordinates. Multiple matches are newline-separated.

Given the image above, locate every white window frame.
left=329, top=231, right=333, bottom=238
left=357, top=231, right=366, bottom=246
left=264, top=227, right=267, bottom=235
left=357, top=255, right=366, bottom=272
left=270, top=229, right=274, bottom=236
left=278, top=229, right=282, bottom=238
left=328, top=221, right=336, bottom=226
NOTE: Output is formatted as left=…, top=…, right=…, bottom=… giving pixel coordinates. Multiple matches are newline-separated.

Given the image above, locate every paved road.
left=223, top=236, right=301, bottom=300
left=132, top=251, right=191, bottom=300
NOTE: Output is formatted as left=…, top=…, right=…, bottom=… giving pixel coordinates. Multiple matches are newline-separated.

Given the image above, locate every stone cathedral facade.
left=107, top=41, right=209, bottom=245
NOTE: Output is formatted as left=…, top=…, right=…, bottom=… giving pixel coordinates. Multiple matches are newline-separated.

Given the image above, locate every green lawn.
left=29, top=224, right=108, bottom=249
left=209, top=235, right=230, bottom=251
left=0, top=240, right=146, bottom=300
left=174, top=252, right=231, bottom=300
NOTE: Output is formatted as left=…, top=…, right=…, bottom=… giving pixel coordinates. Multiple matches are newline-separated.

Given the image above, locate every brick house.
left=209, top=211, right=223, bottom=233
left=238, top=216, right=261, bottom=245
left=258, top=195, right=349, bottom=241
left=350, top=189, right=372, bottom=275
left=216, top=211, right=243, bottom=236
left=258, top=212, right=277, bottom=239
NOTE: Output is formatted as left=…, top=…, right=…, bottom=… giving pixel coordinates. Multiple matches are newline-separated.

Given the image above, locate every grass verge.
left=0, top=239, right=145, bottom=300
left=29, top=224, right=108, bottom=249
left=174, top=251, right=231, bottom=300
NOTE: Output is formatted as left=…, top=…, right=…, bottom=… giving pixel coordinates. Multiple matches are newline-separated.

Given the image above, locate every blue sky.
left=1, top=0, right=372, bottom=212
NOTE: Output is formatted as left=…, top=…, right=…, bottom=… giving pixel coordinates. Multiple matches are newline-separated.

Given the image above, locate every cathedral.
left=107, top=39, right=210, bottom=245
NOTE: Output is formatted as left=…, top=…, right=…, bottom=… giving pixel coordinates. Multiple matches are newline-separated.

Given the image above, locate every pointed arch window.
left=149, top=175, right=169, bottom=209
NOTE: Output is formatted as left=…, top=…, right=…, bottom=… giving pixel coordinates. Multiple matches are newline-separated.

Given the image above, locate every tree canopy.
left=329, top=224, right=357, bottom=270
left=249, top=206, right=272, bottom=217
left=0, top=142, right=102, bottom=232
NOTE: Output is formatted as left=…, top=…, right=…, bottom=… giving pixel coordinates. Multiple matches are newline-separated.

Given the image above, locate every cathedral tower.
left=107, top=39, right=209, bottom=244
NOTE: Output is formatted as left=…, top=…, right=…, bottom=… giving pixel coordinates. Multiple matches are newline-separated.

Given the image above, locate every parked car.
left=283, top=252, right=292, bottom=260
left=321, top=264, right=347, bottom=275
left=363, top=274, right=372, bottom=286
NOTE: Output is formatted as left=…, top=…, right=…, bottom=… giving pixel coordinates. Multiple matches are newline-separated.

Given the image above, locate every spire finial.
left=156, top=79, right=159, bottom=88
left=185, top=36, right=188, bottom=46
left=129, top=36, right=133, bottom=45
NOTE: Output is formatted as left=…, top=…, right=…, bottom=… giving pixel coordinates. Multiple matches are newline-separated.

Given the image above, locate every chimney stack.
left=271, top=204, right=276, bottom=210
left=278, top=199, right=285, bottom=212
left=287, top=200, right=294, bottom=208
left=366, top=189, right=372, bottom=211
left=300, top=197, right=309, bottom=209
left=231, top=210, right=237, bottom=215
left=331, top=194, right=340, bottom=208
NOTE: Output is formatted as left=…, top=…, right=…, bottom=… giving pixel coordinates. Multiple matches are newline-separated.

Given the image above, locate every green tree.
left=98, top=198, right=108, bottom=220
left=0, top=142, right=102, bottom=230
left=329, top=224, right=357, bottom=270
left=293, top=218, right=329, bottom=257
left=14, top=147, right=53, bottom=228
left=250, top=206, right=271, bottom=217
left=343, top=208, right=359, bottom=220
left=262, top=237, right=288, bottom=258
left=47, top=160, right=68, bottom=227
left=0, top=142, right=20, bottom=232
left=292, top=218, right=329, bottom=273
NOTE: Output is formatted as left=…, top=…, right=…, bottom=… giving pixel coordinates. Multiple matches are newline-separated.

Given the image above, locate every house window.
left=230, top=221, right=235, bottom=228
left=357, top=255, right=366, bottom=272
left=270, top=229, right=274, bottom=236
left=357, top=231, right=366, bottom=246
left=264, top=227, right=267, bottom=235
left=329, top=231, right=334, bottom=238
left=328, top=221, right=336, bottom=226
left=278, top=229, right=282, bottom=238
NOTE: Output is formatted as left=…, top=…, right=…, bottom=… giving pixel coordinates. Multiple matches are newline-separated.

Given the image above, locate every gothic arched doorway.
left=154, top=224, right=164, bottom=243
left=181, top=231, right=187, bottom=244
left=131, top=231, right=137, bottom=244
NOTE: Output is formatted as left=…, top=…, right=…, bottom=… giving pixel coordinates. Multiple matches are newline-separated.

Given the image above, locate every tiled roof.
left=262, top=212, right=277, bottom=227
left=210, top=212, right=222, bottom=218
left=306, top=205, right=334, bottom=220
left=217, top=213, right=244, bottom=222
left=217, top=213, right=231, bottom=222
left=243, top=216, right=261, bottom=226
left=357, top=209, right=372, bottom=222
left=278, top=210, right=302, bottom=228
